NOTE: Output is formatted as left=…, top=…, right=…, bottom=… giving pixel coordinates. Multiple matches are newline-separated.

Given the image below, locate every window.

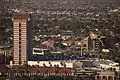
left=34, top=50, right=42, bottom=53
left=19, top=23, right=22, bottom=65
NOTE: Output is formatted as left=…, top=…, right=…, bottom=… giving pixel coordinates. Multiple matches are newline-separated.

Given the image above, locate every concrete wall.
left=28, top=61, right=73, bottom=68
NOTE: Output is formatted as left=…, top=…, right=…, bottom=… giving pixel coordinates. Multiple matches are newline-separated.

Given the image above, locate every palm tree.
left=49, top=61, right=52, bottom=67
left=63, top=62, right=66, bottom=76
left=60, top=62, right=66, bottom=76
left=60, top=62, right=64, bottom=67
left=43, top=63, right=47, bottom=68
left=54, top=64, right=58, bottom=76
left=37, top=60, right=39, bottom=66
left=43, top=63, right=48, bottom=76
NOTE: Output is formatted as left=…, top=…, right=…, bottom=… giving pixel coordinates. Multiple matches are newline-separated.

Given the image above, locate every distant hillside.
left=88, top=0, right=119, bottom=4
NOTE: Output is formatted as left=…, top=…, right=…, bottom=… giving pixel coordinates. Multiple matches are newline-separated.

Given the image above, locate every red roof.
left=36, top=66, right=73, bottom=74
left=4, top=66, right=74, bottom=75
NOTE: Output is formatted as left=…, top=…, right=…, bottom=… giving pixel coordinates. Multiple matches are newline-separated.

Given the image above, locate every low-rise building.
left=0, top=46, right=11, bottom=64
left=95, top=71, right=115, bottom=80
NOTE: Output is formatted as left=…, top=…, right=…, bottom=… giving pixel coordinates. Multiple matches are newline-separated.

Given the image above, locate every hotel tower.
left=13, top=13, right=30, bottom=65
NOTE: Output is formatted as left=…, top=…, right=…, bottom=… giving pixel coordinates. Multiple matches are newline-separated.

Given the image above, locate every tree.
left=43, top=63, right=48, bottom=76
left=49, top=61, right=52, bottom=67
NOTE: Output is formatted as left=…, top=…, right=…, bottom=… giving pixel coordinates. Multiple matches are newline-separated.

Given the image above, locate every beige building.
left=13, top=13, right=28, bottom=65
left=95, top=71, right=115, bottom=80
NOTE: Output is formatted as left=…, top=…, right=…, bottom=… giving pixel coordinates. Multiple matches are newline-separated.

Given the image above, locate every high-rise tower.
left=13, top=13, right=29, bottom=65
